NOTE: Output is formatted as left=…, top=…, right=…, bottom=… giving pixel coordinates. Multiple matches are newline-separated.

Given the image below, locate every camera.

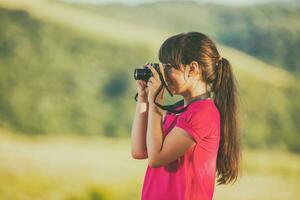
left=134, top=63, right=161, bottom=82
left=133, top=62, right=174, bottom=104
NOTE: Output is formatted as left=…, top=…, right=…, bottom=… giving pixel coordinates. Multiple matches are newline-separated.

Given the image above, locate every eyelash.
left=165, top=67, right=172, bottom=73
left=165, top=65, right=172, bottom=71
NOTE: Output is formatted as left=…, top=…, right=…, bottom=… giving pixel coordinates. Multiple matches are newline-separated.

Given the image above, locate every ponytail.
left=212, top=57, right=241, bottom=185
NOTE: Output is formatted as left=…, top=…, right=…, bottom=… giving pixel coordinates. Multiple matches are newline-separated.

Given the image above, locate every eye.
left=164, top=64, right=172, bottom=72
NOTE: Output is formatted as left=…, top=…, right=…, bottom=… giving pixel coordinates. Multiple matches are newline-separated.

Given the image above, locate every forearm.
left=146, top=103, right=164, bottom=164
left=131, top=99, right=149, bottom=158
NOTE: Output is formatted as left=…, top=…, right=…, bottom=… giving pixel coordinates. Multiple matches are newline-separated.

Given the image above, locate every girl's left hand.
left=146, top=63, right=166, bottom=105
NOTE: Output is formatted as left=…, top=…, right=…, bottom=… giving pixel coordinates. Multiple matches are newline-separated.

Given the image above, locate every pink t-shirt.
left=141, top=98, right=220, bottom=200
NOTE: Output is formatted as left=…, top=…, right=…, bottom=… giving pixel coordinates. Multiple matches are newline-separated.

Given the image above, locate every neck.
left=182, top=81, right=208, bottom=107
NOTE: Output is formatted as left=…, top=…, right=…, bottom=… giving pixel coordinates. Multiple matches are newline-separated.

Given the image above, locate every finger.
left=148, top=65, right=159, bottom=81
left=136, top=80, right=143, bottom=86
left=148, top=77, right=155, bottom=84
left=137, top=80, right=144, bottom=84
left=147, top=78, right=153, bottom=86
left=158, top=63, right=167, bottom=84
left=137, top=80, right=147, bottom=85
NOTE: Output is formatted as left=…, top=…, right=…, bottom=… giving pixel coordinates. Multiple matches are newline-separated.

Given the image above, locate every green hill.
left=0, top=0, right=299, bottom=152
left=66, top=0, right=300, bottom=73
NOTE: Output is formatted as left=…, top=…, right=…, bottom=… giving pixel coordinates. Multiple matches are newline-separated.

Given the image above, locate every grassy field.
left=0, top=130, right=299, bottom=200
left=0, top=1, right=299, bottom=199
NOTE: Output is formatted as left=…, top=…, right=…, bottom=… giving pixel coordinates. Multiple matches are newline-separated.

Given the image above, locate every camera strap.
left=134, top=67, right=211, bottom=114
left=154, top=89, right=211, bottom=115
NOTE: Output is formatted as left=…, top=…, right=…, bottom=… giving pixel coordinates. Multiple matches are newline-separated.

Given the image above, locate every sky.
left=63, top=0, right=297, bottom=6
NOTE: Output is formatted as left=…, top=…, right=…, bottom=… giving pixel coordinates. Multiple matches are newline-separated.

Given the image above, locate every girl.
left=131, top=32, right=241, bottom=200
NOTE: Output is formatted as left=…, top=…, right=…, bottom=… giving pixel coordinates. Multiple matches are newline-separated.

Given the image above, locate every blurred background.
left=0, top=0, right=299, bottom=199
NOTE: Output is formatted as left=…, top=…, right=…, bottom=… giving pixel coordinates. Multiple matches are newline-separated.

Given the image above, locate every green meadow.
left=0, top=0, right=299, bottom=199
left=0, top=130, right=299, bottom=200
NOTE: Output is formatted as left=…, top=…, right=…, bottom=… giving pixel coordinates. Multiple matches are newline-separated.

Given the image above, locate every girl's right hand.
left=136, top=80, right=148, bottom=102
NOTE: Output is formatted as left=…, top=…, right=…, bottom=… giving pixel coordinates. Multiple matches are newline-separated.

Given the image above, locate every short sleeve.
left=175, top=107, right=214, bottom=143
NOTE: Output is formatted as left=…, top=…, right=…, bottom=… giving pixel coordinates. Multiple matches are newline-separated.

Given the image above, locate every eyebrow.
left=162, top=63, right=172, bottom=67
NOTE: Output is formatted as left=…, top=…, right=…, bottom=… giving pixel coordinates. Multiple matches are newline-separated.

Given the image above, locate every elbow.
left=131, top=151, right=148, bottom=160
left=148, top=157, right=162, bottom=168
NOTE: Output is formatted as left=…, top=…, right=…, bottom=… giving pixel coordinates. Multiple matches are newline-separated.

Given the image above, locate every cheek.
left=167, top=73, right=184, bottom=88
left=166, top=73, right=176, bottom=84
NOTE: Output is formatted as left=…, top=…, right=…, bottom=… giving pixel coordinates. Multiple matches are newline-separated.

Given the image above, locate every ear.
left=180, top=62, right=200, bottom=81
left=179, top=64, right=190, bottom=82
left=189, top=61, right=200, bottom=75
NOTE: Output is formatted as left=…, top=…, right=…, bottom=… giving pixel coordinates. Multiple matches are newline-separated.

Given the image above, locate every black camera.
left=134, top=63, right=160, bottom=82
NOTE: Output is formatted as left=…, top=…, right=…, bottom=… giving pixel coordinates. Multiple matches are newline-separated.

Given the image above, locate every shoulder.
left=175, top=99, right=220, bottom=133
left=174, top=99, right=219, bottom=141
left=183, top=99, right=219, bottom=118
left=164, top=99, right=219, bottom=122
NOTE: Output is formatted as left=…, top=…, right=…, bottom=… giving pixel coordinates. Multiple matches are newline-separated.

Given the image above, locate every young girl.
left=131, top=32, right=241, bottom=200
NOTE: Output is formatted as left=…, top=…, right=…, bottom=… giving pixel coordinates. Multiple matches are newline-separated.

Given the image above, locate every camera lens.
left=134, top=68, right=151, bottom=81
left=134, top=68, right=143, bottom=80
left=134, top=63, right=161, bottom=82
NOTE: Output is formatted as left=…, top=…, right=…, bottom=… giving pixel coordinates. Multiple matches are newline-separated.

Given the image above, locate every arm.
left=145, top=64, right=195, bottom=167
left=131, top=98, right=149, bottom=159
left=147, top=103, right=196, bottom=168
left=146, top=103, right=164, bottom=165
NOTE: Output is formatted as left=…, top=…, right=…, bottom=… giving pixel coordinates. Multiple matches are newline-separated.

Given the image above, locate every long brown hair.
left=158, top=32, right=241, bottom=185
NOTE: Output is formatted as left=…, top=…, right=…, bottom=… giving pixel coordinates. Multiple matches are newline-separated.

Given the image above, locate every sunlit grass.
left=0, top=131, right=146, bottom=200
left=0, top=1, right=299, bottom=199
left=0, top=131, right=299, bottom=200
